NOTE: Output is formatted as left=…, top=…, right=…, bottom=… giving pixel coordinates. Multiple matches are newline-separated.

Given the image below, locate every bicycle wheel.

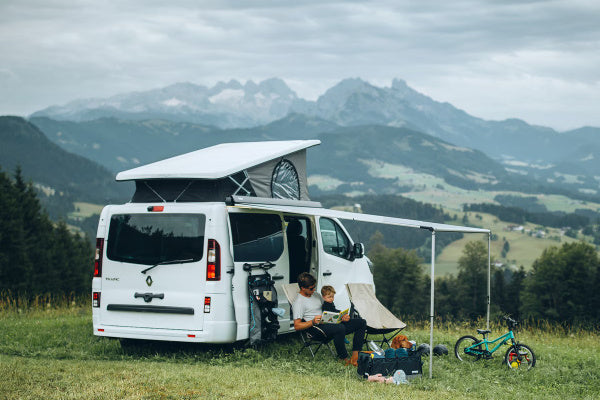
left=504, top=343, right=536, bottom=370
left=455, top=335, right=482, bottom=362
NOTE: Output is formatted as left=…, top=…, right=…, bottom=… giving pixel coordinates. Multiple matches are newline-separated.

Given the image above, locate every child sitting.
left=321, top=285, right=340, bottom=313
left=322, top=285, right=357, bottom=345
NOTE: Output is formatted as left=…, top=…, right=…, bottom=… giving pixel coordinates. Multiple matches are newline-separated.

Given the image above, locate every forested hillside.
left=0, top=116, right=130, bottom=217
left=0, top=169, right=92, bottom=298
left=31, top=115, right=600, bottom=203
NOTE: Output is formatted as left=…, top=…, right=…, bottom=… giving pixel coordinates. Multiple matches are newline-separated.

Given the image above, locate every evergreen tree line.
left=370, top=235, right=600, bottom=327
left=0, top=168, right=92, bottom=299
left=464, top=203, right=590, bottom=230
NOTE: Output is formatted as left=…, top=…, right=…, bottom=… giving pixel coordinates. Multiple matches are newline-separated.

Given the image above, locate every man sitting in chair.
left=292, top=272, right=366, bottom=366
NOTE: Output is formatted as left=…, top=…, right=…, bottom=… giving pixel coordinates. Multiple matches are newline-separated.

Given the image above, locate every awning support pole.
left=429, top=230, right=435, bottom=379
left=487, top=233, right=491, bottom=330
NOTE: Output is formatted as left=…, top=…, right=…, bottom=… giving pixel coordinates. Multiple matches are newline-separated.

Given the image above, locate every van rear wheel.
left=119, top=338, right=140, bottom=350
left=455, top=335, right=482, bottom=362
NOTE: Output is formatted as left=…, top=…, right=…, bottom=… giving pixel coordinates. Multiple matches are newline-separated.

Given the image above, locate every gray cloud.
left=1, top=0, right=599, bottom=130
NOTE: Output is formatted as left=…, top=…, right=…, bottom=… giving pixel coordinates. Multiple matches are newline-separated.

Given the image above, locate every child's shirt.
left=322, top=301, right=339, bottom=313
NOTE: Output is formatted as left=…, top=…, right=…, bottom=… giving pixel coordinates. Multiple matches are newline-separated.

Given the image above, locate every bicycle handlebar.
left=503, top=315, right=518, bottom=329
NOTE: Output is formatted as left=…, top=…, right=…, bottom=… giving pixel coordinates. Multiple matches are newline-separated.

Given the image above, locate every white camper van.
left=92, top=140, right=374, bottom=343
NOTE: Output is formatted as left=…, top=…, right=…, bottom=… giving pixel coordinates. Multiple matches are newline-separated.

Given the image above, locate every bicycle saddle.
left=477, top=329, right=491, bottom=335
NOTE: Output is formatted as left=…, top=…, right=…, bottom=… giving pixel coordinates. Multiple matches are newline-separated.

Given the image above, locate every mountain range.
left=32, top=78, right=299, bottom=129
left=17, top=77, right=600, bottom=204
left=32, top=78, right=600, bottom=175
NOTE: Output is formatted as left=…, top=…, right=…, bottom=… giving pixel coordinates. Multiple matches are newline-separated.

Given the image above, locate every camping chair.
left=346, top=283, right=407, bottom=349
left=281, top=283, right=336, bottom=358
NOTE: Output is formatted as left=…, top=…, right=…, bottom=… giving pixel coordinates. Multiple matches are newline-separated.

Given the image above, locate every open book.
left=321, top=308, right=349, bottom=324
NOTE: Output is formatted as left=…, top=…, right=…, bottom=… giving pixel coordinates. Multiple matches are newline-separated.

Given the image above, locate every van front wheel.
left=504, top=343, right=536, bottom=370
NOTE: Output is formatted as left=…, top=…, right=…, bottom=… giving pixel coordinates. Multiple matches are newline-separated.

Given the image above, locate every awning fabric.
left=229, top=201, right=490, bottom=234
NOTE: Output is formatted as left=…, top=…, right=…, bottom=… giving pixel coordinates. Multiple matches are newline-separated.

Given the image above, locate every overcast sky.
left=1, top=0, right=599, bottom=130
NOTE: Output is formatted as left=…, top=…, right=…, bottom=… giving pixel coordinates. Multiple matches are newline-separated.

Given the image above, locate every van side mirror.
left=353, top=243, right=365, bottom=259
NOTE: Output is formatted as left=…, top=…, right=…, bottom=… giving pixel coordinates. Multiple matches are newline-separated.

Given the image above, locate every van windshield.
left=107, top=214, right=206, bottom=265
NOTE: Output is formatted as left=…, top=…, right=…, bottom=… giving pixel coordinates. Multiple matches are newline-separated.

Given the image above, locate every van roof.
left=115, top=140, right=321, bottom=181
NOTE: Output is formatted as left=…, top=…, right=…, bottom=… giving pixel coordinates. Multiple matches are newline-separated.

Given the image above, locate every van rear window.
left=107, top=214, right=206, bottom=265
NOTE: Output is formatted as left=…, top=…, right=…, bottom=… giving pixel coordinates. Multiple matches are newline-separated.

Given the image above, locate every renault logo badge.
left=146, top=276, right=153, bottom=287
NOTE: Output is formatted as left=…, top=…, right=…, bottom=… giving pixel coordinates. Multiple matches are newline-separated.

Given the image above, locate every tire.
left=504, top=343, right=536, bottom=370
left=455, top=335, right=482, bottom=362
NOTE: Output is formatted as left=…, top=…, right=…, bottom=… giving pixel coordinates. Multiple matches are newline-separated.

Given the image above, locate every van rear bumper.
left=93, top=321, right=237, bottom=343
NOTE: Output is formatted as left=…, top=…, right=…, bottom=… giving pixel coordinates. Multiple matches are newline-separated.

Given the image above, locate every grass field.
left=361, top=160, right=600, bottom=214
left=1, top=306, right=598, bottom=399
left=69, top=202, right=104, bottom=220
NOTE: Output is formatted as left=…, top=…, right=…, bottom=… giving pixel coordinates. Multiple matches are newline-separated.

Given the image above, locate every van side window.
left=229, top=213, right=284, bottom=262
left=319, top=218, right=351, bottom=259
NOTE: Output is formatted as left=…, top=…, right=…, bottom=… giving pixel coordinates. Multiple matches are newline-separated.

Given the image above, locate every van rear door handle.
left=272, top=274, right=284, bottom=280
left=322, top=270, right=332, bottom=276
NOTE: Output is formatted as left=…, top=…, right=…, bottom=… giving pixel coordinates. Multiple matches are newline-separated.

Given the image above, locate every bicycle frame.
left=466, top=330, right=516, bottom=357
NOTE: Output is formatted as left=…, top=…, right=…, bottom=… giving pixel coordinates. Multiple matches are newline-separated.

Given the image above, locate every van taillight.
left=207, top=239, right=221, bottom=281
left=93, top=292, right=101, bottom=307
left=94, top=238, right=104, bottom=277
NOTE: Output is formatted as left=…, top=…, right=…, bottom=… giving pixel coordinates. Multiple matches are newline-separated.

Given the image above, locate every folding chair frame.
left=351, top=307, right=402, bottom=349
left=297, top=329, right=336, bottom=358
left=364, top=327, right=403, bottom=349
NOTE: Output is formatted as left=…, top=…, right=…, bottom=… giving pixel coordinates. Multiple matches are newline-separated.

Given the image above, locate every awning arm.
left=429, top=230, right=435, bottom=379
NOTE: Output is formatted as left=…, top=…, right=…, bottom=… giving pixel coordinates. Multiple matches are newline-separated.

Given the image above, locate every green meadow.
left=1, top=304, right=598, bottom=399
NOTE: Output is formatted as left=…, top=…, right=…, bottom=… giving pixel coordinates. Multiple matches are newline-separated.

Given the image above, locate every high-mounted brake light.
left=206, top=239, right=221, bottom=281
left=92, top=292, right=101, bottom=308
left=147, top=206, right=164, bottom=212
left=94, top=238, right=104, bottom=277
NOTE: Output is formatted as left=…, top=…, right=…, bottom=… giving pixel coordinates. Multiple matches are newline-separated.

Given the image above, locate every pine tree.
left=0, top=169, right=31, bottom=295
left=457, top=240, right=489, bottom=320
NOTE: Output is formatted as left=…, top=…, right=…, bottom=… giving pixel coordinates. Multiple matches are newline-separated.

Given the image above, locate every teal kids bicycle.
left=455, top=316, right=536, bottom=370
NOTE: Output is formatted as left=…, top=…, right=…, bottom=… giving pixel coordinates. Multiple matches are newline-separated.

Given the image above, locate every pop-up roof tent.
left=116, top=139, right=491, bottom=378
left=116, top=140, right=320, bottom=202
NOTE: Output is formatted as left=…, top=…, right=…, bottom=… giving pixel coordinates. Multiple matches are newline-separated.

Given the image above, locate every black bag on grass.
left=357, top=351, right=423, bottom=379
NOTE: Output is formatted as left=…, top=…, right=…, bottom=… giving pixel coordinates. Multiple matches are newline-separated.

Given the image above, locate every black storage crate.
left=357, top=351, right=422, bottom=379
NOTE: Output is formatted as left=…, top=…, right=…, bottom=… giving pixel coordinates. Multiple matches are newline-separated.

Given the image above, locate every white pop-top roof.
left=115, top=140, right=321, bottom=181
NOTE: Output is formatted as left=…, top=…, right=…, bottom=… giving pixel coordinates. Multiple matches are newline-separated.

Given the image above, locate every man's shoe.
left=350, top=352, right=359, bottom=367
left=339, top=358, right=352, bottom=366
